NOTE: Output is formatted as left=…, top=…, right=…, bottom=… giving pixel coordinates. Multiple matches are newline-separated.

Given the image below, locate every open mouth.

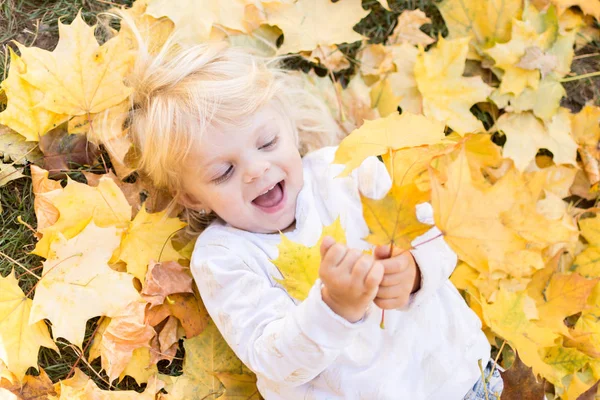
left=252, top=180, right=286, bottom=213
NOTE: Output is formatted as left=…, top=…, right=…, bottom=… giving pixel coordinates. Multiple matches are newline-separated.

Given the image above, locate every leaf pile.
left=1, top=0, right=600, bottom=398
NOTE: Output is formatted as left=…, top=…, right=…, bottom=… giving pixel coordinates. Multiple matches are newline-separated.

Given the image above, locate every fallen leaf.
left=161, top=319, right=257, bottom=399
left=265, top=0, right=368, bottom=54
left=141, top=260, right=194, bottom=308
left=0, top=125, right=43, bottom=164
left=146, top=0, right=248, bottom=45
left=436, top=0, right=523, bottom=57
left=516, top=46, right=558, bottom=78
left=357, top=44, right=394, bottom=77
left=95, top=300, right=156, bottom=382
left=333, top=112, right=446, bottom=177
left=38, top=125, right=100, bottom=179
left=0, top=269, right=58, bottom=381
left=414, top=36, right=494, bottom=133
left=387, top=9, right=435, bottom=47
left=29, top=222, right=141, bottom=349
left=486, top=19, right=554, bottom=96
left=110, top=203, right=187, bottom=283
left=17, top=12, right=134, bottom=116
left=31, top=175, right=131, bottom=259
left=0, top=49, right=68, bottom=142
left=164, top=293, right=211, bottom=339
left=49, top=367, right=163, bottom=399
left=551, top=0, right=600, bottom=20
left=0, top=367, right=57, bottom=400
left=496, top=110, right=578, bottom=172
left=482, top=288, right=559, bottom=380
left=30, top=165, right=62, bottom=233
left=499, top=352, right=546, bottom=400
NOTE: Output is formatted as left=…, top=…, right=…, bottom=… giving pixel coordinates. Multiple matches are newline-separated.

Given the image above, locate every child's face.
left=179, top=103, right=304, bottom=233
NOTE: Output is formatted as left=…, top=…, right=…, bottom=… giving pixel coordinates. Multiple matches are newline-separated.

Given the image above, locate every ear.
left=177, top=191, right=211, bottom=214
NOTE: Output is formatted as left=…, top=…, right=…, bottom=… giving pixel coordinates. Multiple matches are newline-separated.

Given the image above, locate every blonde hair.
left=103, top=10, right=342, bottom=236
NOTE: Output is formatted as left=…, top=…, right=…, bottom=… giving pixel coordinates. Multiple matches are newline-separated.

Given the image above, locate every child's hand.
left=319, top=236, right=384, bottom=323
left=372, top=245, right=421, bottom=310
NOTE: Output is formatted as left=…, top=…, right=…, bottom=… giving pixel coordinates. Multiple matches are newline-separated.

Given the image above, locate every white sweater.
left=190, top=146, right=490, bottom=399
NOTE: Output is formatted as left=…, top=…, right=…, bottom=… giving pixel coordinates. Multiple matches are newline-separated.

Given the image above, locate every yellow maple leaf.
left=146, top=0, right=248, bottom=45
left=527, top=266, right=599, bottom=336
left=496, top=109, right=578, bottom=171
left=414, top=36, right=494, bottom=133
left=370, top=43, right=422, bottom=116
left=109, top=0, right=175, bottom=56
left=110, top=203, right=187, bottom=283
left=430, top=148, right=534, bottom=274
left=361, top=183, right=431, bottom=249
left=29, top=222, right=141, bottom=349
left=573, top=215, right=600, bottom=279
left=162, top=319, right=257, bottom=399
left=67, top=100, right=130, bottom=145
left=551, top=0, right=600, bottom=20
left=482, top=288, right=559, bottom=380
left=541, top=345, right=593, bottom=389
left=490, top=74, right=567, bottom=121
left=17, top=12, right=133, bottom=116
left=333, top=112, right=446, bottom=177
left=571, top=105, right=600, bottom=148
left=436, top=0, right=523, bottom=57
left=0, top=269, right=58, bottom=381
left=0, top=48, right=68, bottom=141
left=301, top=71, right=379, bottom=136
left=568, top=283, right=600, bottom=358
left=271, top=218, right=346, bottom=301
left=32, top=175, right=131, bottom=259
left=485, top=19, right=554, bottom=96
left=265, top=0, right=368, bottom=54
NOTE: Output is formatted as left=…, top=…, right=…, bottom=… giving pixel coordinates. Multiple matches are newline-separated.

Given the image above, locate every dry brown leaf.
left=499, top=352, right=546, bottom=400
left=387, top=9, right=435, bottom=47
left=141, top=261, right=194, bottom=308
left=38, top=126, right=100, bottom=179
left=0, top=367, right=56, bottom=400
left=96, top=300, right=156, bottom=382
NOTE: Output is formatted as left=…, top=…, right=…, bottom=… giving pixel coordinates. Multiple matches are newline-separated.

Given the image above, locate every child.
left=119, top=17, right=503, bottom=400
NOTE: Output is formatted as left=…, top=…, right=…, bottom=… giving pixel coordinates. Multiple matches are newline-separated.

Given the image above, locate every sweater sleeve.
left=190, top=244, right=370, bottom=388
left=406, top=202, right=458, bottom=309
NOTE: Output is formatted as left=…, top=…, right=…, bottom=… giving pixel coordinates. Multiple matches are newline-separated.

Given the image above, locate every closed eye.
left=260, top=136, right=278, bottom=150
left=213, top=165, right=233, bottom=184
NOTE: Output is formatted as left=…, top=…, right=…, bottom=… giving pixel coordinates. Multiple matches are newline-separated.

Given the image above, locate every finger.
left=378, top=253, right=411, bottom=274
left=338, top=249, right=364, bottom=273
left=376, top=284, right=410, bottom=299
left=321, top=243, right=347, bottom=270
left=350, top=254, right=374, bottom=282
left=320, top=236, right=336, bottom=258
left=364, top=261, right=384, bottom=294
left=379, top=272, right=404, bottom=287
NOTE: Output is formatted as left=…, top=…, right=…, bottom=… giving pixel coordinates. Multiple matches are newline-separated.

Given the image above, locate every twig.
left=560, top=71, right=600, bottom=83
left=0, top=250, right=41, bottom=280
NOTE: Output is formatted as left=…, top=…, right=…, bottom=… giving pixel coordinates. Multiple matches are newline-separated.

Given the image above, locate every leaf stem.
left=560, top=71, right=600, bottom=83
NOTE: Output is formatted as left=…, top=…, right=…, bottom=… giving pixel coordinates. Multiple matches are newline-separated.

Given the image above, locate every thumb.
left=374, top=244, right=391, bottom=260
left=320, top=236, right=336, bottom=258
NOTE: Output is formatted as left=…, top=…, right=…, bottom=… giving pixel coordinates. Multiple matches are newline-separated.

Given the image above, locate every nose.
left=243, top=159, right=271, bottom=183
